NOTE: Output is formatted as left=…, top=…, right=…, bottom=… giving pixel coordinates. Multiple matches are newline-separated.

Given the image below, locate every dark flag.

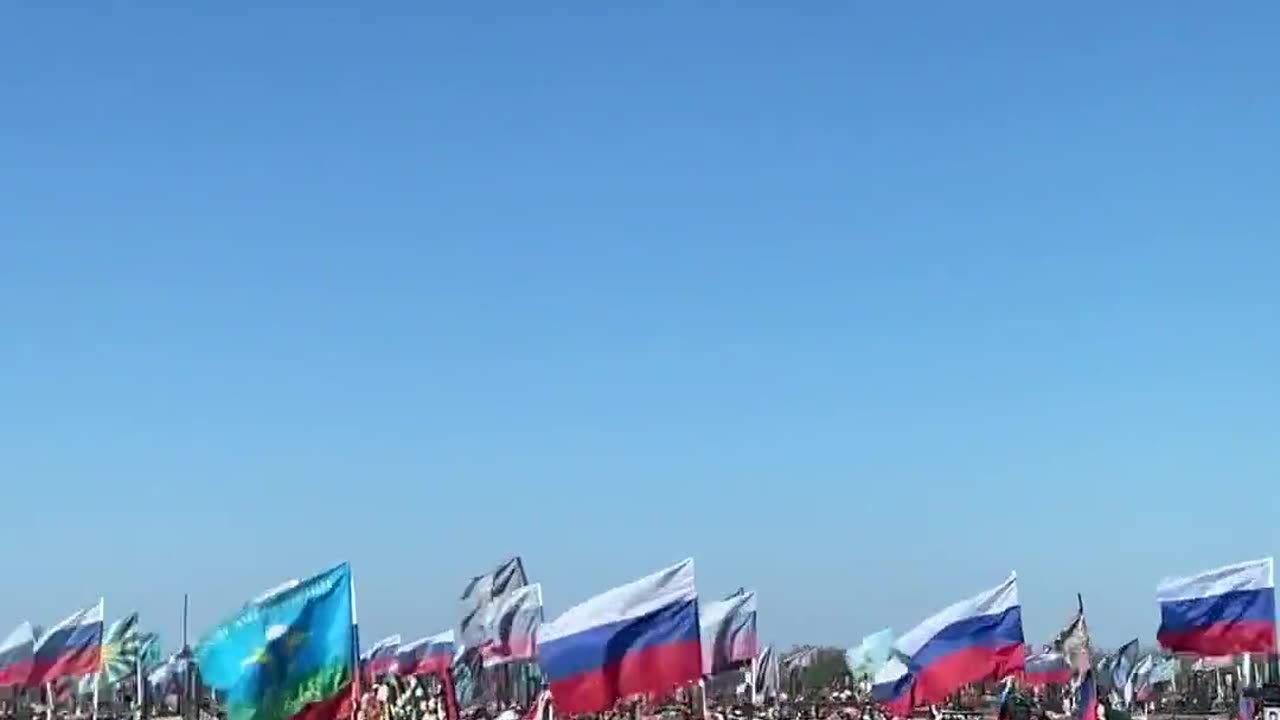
left=459, top=557, right=528, bottom=649
left=1052, top=594, right=1091, bottom=674
left=1109, top=639, right=1139, bottom=691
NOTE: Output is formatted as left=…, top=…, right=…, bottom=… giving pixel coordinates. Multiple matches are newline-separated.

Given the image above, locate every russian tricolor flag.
left=870, top=657, right=915, bottom=718
left=537, top=558, right=702, bottom=715
left=361, top=634, right=402, bottom=677
left=1074, top=669, right=1098, bottom=720
left=893, top=574, right=1025, bottom=706
left=0, top=622, right=35, bottom=687
left=394, top=630, right=455, bottom=676
left=1156, top=558, right=1277, bottom=656
left=30, top=600, right=104, bottom=684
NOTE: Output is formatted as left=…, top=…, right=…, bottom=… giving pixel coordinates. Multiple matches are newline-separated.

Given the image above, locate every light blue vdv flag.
left=846, top=628, right=894, bottom=679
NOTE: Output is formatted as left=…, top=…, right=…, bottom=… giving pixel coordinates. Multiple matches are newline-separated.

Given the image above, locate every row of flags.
left=5, top=553, right=1274, bottom=720
left=862, top=557, right=1279, bottom=719
left=192, top=556, right=762, bottom=720
left=0, top=600, right=106, bottom=688
left=0, top=600, right=166, bottom=712
left=366, top=559, right=760, bottom=714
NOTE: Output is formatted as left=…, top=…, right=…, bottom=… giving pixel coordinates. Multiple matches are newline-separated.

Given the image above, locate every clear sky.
left=3, top=2, right=1278, bottom=655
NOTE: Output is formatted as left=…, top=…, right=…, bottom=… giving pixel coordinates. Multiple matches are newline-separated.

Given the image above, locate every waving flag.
left=537, top=558, right=701, bottom=715
left=893, top=573, right=1025, bottom=706
left=360, top=635, right=401, bottom=677
left=393, top=631, right=455, bottom=676
left=1022, top=648, right=1072, bottom=687
left=753, top=646, right=779, bottom=702
left=1157, top=558, right=1277, bottom=656
left=479, top=583, right=542, bottom=667
left=1108, top=639, right=1138, bottom=691
left=0, top=622, right=35, bottom=687
left=31, top=600, right=105, bottom=684
left=871, top=657, right=916, bottom=717
left=1052, top=595, right=1091, bottom=673
left=699, top=590, right=757, bottom=676
left=196, top=563, right=355, bottom=720
left=846, top=629, right=894, bottom=680
left=100, top=613, right=154, bottom=686
left=459, top=558, right=528, bottom=649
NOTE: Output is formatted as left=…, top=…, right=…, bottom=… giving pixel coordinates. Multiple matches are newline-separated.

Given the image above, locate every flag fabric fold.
left=0, top=622, right=35, bottom=687
left=1156, top=558, right=1277, bottom=656
left=752, top=646, right=779, bottom=702
left=699, top=590, right=758, bottom=676
left=537, top=558, right=702, bottom=715
left=196, top=563, right=355, bottom=720
left=892, top=573, right=1025, bottom=707
left=479, top=584, right=543, bottom=667
left=31, top=600, right=105, bottom=684
left=459, top=558, right=528, bottom=649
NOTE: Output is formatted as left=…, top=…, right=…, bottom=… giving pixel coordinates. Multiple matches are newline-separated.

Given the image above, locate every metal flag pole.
left=93, top=598, right=103, bottom=720
left=136, top=652, right=145, bottom=718
left=351, top=571, right=363, bottom=713
left=181, top=593, right=194, bottom=720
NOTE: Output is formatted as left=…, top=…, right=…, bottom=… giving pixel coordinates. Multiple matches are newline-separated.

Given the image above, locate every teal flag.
left=846, top=628, right=894, bottom=679
left=196, top=563, right=354, bottom=720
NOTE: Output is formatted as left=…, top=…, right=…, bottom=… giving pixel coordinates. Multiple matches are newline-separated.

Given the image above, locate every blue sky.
left=3, top=2, right=1278, bottom=654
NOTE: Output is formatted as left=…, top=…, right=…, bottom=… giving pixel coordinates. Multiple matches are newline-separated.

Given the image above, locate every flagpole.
left=137, top=654, right=145, bottom=719
left=181, top=593, right=193, bottom=720
left=351, top=572, right=361, bottom=698
left=749, top=656, right=758, bottom=706
left=93, top=597, right=103, bottom=720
